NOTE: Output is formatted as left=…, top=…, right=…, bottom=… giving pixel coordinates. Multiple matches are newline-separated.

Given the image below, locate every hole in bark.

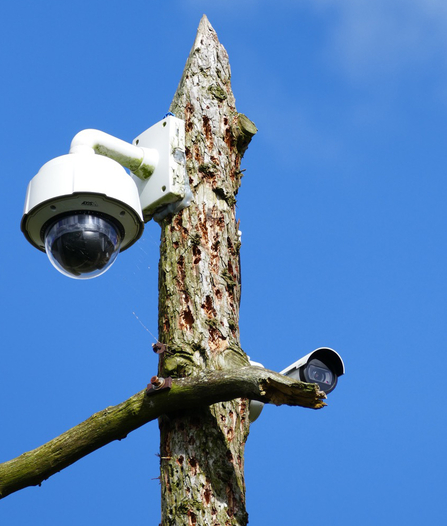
left=204, top=486, right=212, bottom=505
left=209, top=327, right=225, bottom=350
left=187, top=510, right=197, bottom=525
left=185, top=102, right=194, bottom=131
left=225, top=126, right=235, bottom=148
left=173, top=214, right=182, bottom=232
left=211, top=239, right=220, bottom=253
left=180, top=306, right=194, bottom=331
left=194, top=143, right=202, bottom=162
left=203, top=295, right=216, bottom=318
left=226, top=484, right=236, bottom=518
left=189, top=457, right=198, bottom=476
left=193, top=244, right=201, bottom=264
left=216, top=215, right=225, bottom=230
left=202, top=115, right=213, bottom=146
left=177, top=255, right=186, bottom=288
left=199, top=219, right=209, bottom=246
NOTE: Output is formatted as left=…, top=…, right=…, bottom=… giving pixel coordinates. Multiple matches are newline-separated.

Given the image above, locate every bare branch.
left=0, top=367, right=325, bottom=500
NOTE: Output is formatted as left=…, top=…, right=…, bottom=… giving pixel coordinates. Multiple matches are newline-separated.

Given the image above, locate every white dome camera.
left=21, top=152, right=144, bottom=279
left=249, top=347, right=345, bottom=422
left=21, top=116, right=191, bottom=279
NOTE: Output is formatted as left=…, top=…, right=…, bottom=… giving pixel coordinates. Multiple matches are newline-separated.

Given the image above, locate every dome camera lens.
left=45, top=214, right=121, bottom=279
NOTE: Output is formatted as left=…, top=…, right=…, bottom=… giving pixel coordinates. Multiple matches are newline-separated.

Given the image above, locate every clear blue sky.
left=1, top=1, right=446, bottom=524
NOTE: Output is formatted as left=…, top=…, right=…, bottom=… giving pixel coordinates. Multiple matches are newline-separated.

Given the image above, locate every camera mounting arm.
left=65, top=115, right=191, bottom=223
left=69, top=129, right=159, bottom=181
left=69, top=115, right=192, bottom=222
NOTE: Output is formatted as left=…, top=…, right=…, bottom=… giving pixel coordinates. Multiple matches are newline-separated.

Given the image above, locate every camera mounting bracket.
left=132, top=115, right=192, bottom=222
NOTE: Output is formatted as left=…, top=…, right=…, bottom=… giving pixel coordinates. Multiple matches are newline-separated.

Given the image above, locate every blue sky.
left=1, top=1, right=446, bottom=524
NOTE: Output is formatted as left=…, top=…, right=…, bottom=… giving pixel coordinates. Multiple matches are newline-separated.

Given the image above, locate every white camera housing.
left=21, top=116, right=191, bottom=279
left=21, top=153, right=144, bottom=253
left=249, top=348, right=345, bottom=423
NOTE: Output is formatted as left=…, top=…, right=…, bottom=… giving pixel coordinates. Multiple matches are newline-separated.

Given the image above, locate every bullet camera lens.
left=45, top=214, right=121, bottom=279
left=303, top=359, right=337, bottom=394
left=307, top=364, right=332, bottom=384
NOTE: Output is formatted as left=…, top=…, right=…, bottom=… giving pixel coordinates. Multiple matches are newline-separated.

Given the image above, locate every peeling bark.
left=157, top=16, right=258, bottom=526
left=0, top=367, right=325, bottom=500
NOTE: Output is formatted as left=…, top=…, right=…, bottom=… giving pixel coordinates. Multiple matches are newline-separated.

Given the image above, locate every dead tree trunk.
left=157, top=15, right=257, bottom=526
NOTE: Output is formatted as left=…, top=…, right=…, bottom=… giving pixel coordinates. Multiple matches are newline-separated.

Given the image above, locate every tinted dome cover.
left=45, top=214, right=121, bottom=279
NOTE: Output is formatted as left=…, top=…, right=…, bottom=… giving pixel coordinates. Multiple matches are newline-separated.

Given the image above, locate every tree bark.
left=156, top=16, right=258, bottom=526
left=0, top=367, right=325, bottom=500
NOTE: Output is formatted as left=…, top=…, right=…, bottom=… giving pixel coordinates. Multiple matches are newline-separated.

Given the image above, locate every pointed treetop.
left=169, top=15, right=255, bottom=194
left=170, top=15, right=233, bottom=115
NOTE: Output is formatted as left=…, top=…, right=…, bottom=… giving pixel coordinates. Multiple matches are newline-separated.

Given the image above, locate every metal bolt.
left=151, top=376, right=166, bottom=389
left=152, top=342, right=167, bottom=354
